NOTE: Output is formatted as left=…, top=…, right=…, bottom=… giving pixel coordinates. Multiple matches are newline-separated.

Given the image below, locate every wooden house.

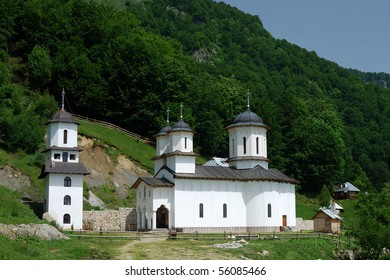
left=333, top=182, right=360, bottom=200
left=312, top=208, right=342, bottom=234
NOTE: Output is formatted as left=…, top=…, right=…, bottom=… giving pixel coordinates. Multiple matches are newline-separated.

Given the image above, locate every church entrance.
left=156, top=205, right=169, bottom=228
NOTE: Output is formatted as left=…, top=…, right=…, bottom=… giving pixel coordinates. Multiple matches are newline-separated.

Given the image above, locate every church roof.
left=173, top=165, right=298, bottom=184
left=132, top=177, right=174, bottom=188
left=155, top=125, right=172, bottom=136
left=226, top=108, right=268, bottom=129
left=38, top=161, right=89, bottom=178
left=46, top=108, right=79, bottom=125
left=171, top=119, right=192, bottom=132
left=203, top=157, right=229, bottom=167
left=42, top=146, right=82, bottom=153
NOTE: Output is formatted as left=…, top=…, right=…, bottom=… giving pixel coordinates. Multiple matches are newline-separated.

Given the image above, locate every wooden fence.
left=73, top=114, right=155, bottom=145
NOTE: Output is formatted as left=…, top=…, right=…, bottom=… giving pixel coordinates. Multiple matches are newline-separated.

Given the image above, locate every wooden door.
left=282, top=215, right=287, bottom=227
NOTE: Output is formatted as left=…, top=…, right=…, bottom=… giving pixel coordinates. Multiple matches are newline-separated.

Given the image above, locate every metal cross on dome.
left=61, top=88, right=65, bottom=109
left=166, top=107, right=170, bottom=124
left=180, top=102, right=184, bottom=120
left=246, top=89, right=251, bottom=108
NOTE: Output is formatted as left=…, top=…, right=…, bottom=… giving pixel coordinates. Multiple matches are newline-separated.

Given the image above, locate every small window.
left=223, top=203, right=227, bottom=218
left=256, top=137, right=259, bottom=154
left=267, top=203, right=272, bottom=218
left=63, top=214, right=71, bottom=224
left=63, top=129, right=68, bottom=144
left=54, top=153, right=61, bottom=160
left=199, top=203, right=204, bottom=218
left=64, top=195, right=71, bottom=205
left=144, top=186, right=146, bottom=198
left=185, top=137, right=187, bottom=149
left=243, top=137, right=247, bottom=154
left=69, top=154, right=76, bottom=160
left=149, top=189, right=151, bottom=197
left=64, top=177, right=71, bottom=187
left=232, top=138, right=235, bottom=156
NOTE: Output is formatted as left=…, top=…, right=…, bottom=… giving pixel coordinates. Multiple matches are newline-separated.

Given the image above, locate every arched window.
left=223, top=203, right=227, bottom=218
left=185, top=137, right=187, bottom=149
left=64, top=195, right=71, bottom=205
left=199, top=203, right=204, bottom=218
left=232, top=138, right=235, bottom=156
left=267, top=203, right=272, bottom=218
left=63, top=214, right=71, bottom=224
left=63, top=129, right=68, bottom=144
left=243, top=137, right=247, bottom=154
left=64, top=177, right=71, bottom=187
left=256, top=137, right=259, bottom=154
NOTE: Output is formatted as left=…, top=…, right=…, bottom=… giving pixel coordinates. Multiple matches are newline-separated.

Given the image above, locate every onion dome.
left=154, top=124, right=172, bottom=137
left=171, top=119, right=192, bottom=132
left=45, top=108, right=78, bottom=124
left=226, top=107, right=266, bottom=129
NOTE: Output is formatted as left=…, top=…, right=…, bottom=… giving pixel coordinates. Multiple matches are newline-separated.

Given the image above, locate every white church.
left=132, top=103, right=298, bottom=233
left=39, top=90, right=89, bottom=230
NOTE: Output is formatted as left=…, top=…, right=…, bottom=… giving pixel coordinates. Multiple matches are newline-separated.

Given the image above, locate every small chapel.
left=39, top=90, right=89, bottom=230
left=131, top=102, right=298, bottom=233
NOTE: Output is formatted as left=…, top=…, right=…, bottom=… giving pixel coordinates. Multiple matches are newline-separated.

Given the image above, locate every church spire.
left=246, top=89, right=251, bottom=109
left=61, top=88, right=65, bottom=110
left=166, top=107, right=170, bottom=125
left=180, top=102, right=184, bottom=120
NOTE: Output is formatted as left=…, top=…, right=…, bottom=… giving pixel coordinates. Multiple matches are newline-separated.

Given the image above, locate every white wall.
left=47, top=123, right=78, bottom=148
left=174, top=179, right=247, bottom=228
left=45, top=174, right=83, bottom=229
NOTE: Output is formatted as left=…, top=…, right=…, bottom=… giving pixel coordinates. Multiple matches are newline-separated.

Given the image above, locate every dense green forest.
left=0, top=0, right=389, bottom=197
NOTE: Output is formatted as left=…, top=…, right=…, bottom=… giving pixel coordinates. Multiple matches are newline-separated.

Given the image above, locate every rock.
left=0, top=223, right=69, bottom=240
left=213, top=242, right=243, bottom=249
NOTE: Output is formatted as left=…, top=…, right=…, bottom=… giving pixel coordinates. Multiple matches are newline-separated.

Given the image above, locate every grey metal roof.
left=174, top=165, right=299, bottom=184
left=226, top=108, right=267, bottom=129
left=154, top=125, right=172, bottom=137
left=152, top=151, right=198, bottom=160
left=203, top=157, right=229, bottom=167
left=315, top=208, right=343, bottom=220
left=334, top=182, right=360, bottom=193
left=42, top=146, right=82, bottom=152
left=132, top=177, right=174, bottom=188
left=45, top=108, right=78, bottom=125
left=171, top=119, right=192, bottom=132
left=38, top=161, right=89, bottom=178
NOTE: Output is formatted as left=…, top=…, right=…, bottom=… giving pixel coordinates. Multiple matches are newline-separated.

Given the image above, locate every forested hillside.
left=0, top=0, right=389, bottom=195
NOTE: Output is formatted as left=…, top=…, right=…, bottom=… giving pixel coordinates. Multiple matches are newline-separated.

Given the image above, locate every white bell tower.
left=153, top=103, right=196, bottom=174
left=39, top=89, right=89, bottom=230
left=226, top=91, right=270, bottom=169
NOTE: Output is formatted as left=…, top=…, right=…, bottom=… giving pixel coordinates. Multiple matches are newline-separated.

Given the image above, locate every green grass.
left=77, top=119, right=155, bottom=173
left=0, top=186, right=43, bottom=224
left=126, top=237, right=337, bottom=260
left=296, top=193, right=320, bottom=219
left=89, top=184, right=137, bottom=209
left=0, top=235, right=128, bottom=260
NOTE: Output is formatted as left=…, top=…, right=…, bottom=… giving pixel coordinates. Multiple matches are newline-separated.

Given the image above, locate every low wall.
left=83, top=208, right=136, bottom=231
left=295, top=218, right=314, bottom=231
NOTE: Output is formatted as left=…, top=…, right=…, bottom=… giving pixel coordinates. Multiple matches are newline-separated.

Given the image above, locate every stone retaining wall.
left=83, top=208, right=136, bottom=231
left=295, top=218, right=314, bottom=231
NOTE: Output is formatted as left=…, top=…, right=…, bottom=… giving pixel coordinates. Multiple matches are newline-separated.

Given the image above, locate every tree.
left=353, top=185, right=390, bottom=259
left=28, top=45, right=53, bottom=89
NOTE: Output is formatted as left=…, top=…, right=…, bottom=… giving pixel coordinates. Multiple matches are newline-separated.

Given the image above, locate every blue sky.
left=219, top=0, right=390, bottom=74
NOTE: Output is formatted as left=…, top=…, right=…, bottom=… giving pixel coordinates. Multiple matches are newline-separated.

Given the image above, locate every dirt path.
left=115, top=235, right=168, bottom=260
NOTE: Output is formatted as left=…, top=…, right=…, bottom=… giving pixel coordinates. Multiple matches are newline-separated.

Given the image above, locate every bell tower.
left=153, top=103, right=196, bottom=174
left=39, top=89, right=89, bottom=230
left=226, top=91, right=270, bottom=169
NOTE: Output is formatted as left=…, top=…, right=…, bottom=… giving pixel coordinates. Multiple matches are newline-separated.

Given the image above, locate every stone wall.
left=83, top=208, right=137, bottom=231
left=295, top=218, right=314, bottom=231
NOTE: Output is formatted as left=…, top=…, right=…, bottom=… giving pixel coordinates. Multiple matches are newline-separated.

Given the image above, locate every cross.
left=246, top=89, right=251, bottom=108
left=180, top=102, right=184, bottom=120
left=166, top=107, right=170, bottom=124
left=61, top=88, right=65, bottom=109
